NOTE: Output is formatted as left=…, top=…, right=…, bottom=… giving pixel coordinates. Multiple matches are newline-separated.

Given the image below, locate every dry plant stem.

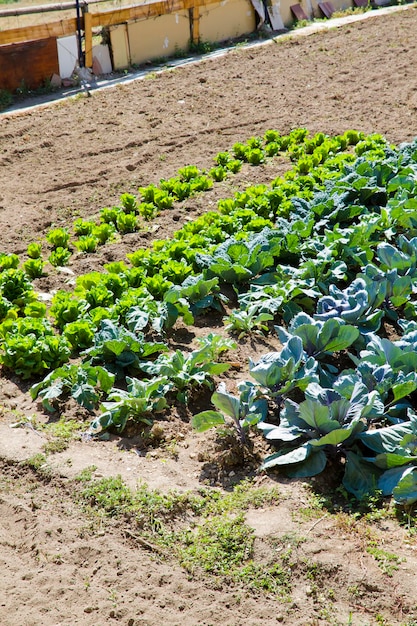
left=306, top=514, right=329, bottom=534
left=122, top=528, right=168, bottom=556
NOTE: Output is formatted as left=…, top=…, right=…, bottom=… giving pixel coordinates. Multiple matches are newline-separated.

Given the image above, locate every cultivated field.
left=1, top=7, right=417, bottom=626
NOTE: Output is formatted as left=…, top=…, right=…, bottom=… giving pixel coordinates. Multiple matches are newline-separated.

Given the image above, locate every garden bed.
left=1, top=6, right=417, bottom=626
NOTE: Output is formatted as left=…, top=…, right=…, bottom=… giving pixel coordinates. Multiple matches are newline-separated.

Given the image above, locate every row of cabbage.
left=194, top=135, right=417, bottom=505
left=2, top=128, right=417, bottom=503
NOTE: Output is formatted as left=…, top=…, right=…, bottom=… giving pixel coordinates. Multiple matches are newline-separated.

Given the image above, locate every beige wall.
left=109, top=2, right=257, bottom=69
left=199, top=0, right=256, bottom=42
left=276, top=0, right=298, bottom=26
left=109, top=24, right=130, bottom=70
left=109, top=0, right=355, bottom=72
left=127, top=11, right=190, bottom=66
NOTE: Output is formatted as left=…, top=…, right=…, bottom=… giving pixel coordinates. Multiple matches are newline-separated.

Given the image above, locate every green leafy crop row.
left=194, top=135, right=417, bottom=505
left=0, top=127, right=361, bottom=377
left=5, top=127, right=417, bottom=506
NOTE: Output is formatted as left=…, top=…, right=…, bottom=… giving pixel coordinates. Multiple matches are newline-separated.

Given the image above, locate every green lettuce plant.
left=75, top=235, right=98, bottom=253
left=23, top=258, right=46, bottom=279
left=0, top=253, right=20, bottom=271
left=49, top=247, right=71, bottom=267
left=46, top=227, right=70, bottom=249
left=27, top=242, right=42, bottom=259
left=0, top=317, right=71, bottom=378
left=30, top=363, right=115, bottom=412
left=88, top=376, right=170, bottom=434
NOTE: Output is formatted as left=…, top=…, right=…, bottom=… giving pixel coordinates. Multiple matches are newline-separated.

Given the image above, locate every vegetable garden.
left=2, top=128, right=417, bottom=505
left=2, top=8, right=417, bottom=626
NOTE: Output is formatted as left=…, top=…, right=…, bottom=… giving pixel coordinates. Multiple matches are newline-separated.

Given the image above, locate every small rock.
left=50, top=73, right=62, bottom=88
left=150, top=423, right=165, bottom=441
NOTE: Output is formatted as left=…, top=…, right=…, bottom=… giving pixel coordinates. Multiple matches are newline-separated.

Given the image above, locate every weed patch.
left=366, top=546, right=403, bottom=577
left=179, top=514, right=254, bottom=575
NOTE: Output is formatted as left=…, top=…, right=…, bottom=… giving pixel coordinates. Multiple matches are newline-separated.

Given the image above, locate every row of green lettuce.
left=0, top=127, right=364, bottom=376
left=8, top=127, right=343, bottom=274
left=3, top=128, right=417, bottom=503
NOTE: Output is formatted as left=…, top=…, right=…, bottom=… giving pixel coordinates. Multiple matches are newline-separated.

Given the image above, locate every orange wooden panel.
left=0, top=18, right=78, bottom=46
left=0, top=37, right=59, bottom=91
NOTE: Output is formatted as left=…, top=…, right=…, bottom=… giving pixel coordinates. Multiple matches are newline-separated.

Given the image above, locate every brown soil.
left=1, top=7, right=417, bottom=626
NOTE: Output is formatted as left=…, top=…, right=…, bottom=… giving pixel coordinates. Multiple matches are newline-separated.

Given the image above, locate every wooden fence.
left=0, top=0, right=206, bottom=67
left=0, top=0, right=355, bottom=91
left=0, top=0, right=254, bottom=88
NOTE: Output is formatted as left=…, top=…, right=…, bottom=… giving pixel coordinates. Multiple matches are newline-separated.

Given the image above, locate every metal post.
left=75, top=0, right=84, bottom=67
